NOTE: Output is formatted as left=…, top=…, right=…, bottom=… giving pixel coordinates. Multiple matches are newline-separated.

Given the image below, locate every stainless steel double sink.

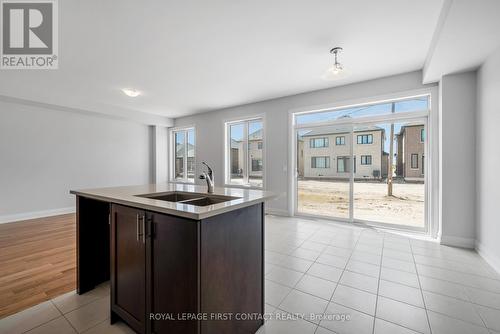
left=135, top=191, right=240, bottom=207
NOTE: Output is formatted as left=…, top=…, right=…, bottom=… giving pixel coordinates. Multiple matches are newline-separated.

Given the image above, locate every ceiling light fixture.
left=121, top=88, right=141, bottom=97
left=322, top=47, right=349, bottom=80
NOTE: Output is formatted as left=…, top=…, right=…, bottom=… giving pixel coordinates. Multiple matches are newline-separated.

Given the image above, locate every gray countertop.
left=70, top=183, right=276, bottom=220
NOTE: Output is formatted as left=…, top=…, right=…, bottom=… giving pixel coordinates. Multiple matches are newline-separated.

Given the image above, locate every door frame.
left=288, top=88, right=438, bottom=237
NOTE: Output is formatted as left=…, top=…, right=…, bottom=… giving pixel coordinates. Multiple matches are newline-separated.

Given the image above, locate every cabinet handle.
left=141, top=216, right=146, bottom=244
left=136, top=214, right=140, bottom=241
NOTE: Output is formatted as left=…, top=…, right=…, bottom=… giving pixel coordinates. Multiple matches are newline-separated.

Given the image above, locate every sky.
left=230, top=120, right=263, bottom=141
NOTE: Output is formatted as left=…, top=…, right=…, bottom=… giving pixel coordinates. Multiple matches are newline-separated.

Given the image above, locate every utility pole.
left=388, top=102, right=395, bottom=197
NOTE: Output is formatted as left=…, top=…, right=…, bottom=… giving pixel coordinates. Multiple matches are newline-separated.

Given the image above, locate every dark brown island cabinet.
left=74, top=191, right=267, bottom=334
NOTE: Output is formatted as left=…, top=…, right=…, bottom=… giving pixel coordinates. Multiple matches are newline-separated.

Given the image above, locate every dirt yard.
left=298, top=179, right=425, bottom=227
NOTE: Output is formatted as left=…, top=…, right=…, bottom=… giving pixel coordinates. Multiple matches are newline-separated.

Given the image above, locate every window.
left=422, top=155, right=425, bottom=174
left=336, top=136, right=345, bottom=145
left=311, top=157, right=330, bottom=168
left=420, top=128, right=425, bottom=142
left=310, top=137, right=328, bottom=148
left=295, top=96, right=429, bottom=125
left=411, top=154, right=419, bottom=169
left=172, top=128, right=195, bottom=182
left=337, top=156, right=350, bottom=173
left=361, top=155, right=372, bottom=165
left=357, top=134, right=373, bottom=144
left=226, top=118, right=264, bottom=187
left=252, top=159, right=263, bottom=171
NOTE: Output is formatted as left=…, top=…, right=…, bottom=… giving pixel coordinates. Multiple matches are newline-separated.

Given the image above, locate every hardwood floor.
left=0, top=214, right=76, bottom=318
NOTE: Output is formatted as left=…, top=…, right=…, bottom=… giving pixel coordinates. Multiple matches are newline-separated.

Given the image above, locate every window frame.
left=224, top=116, right=265, bottom=189
left=411, top=153, right=419, bottom=169
left=336, top=136, right=345, bottom=145
left=420, top=128, right=425, bottom=142
left=310, top=137, right=329, bottom=148
left=361, top=155, right=372, bottom=165
left=357, top=134, right=373, bottom=144
left=311, top=156, right=330, bottom=169
left=169, top=126, right=196, bottom=183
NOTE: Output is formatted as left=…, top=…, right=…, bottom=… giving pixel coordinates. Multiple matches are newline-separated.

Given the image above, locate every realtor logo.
left=1, top=0, right=58, bottom=69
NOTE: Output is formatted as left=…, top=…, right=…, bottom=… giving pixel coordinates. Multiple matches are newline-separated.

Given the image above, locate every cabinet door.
left=150, top=212, right=198, bottom=334
left=111, top=204, right=147, bottom=334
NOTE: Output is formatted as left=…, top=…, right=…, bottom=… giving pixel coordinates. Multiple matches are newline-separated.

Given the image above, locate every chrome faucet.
left=199, top=161, right=214, bottom=193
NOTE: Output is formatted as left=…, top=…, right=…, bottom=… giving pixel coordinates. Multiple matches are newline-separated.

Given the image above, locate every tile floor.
left=1, top=215, right=500, bottom=334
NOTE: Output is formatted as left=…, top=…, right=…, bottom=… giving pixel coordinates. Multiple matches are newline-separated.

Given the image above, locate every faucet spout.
left=199, top=162, right=214, bottom=193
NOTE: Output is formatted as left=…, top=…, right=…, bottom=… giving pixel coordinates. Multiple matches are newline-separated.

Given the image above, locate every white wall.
left=174, top=71, right=436, bottom=215
left=0, top=99, right=153, bottom=222
left=439, top=71, right=477, bottom=247
left=476, top=47, right=500, bottom=271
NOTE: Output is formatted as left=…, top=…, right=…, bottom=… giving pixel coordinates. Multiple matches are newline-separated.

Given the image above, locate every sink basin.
left=137, top=191, right=206, bottom=202
left=135, top=191, right=239, bottom=206
left=180, top=197, right=234, bottom=206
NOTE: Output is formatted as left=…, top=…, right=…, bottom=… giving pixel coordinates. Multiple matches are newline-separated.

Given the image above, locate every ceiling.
left=423, top=0, right=500, bottom=83
left=0, top=0, right=445, bottom=121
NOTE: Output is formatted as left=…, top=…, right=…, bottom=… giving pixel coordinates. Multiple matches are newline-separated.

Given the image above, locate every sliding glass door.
left=296, top=125, right=352, bottom=220
left=293, top=96, right=429, bottom=231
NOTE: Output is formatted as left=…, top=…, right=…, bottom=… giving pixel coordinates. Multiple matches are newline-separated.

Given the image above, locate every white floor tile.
left=382, top=257, right=417, bottom=273
left=384, top=249, right=415, bottom=262
left=466, top=287, right=500, bottom=310
left=376, top=296, right=430, bottom=334
left=295, top=275, right=337, bottom=300
left=278, top=256, right=314, bottom=273
left=476, top=305, right=500, bottom=332
left=423, top=291, right=484, bottom=326
left=346, top=260, right=380, bottom=278
left=278, top=290, right=328, bottom=324
left=418, top=276, right=469, bottom=301
left=332, top=284, right=377, bottom=316
left=0, top=300, right=61, bottom=334
left=381, top=267, right=420, bottom=288
left=266, top=266, right=304, bottom=287
left=52, top=285, right=109, bottom=314
left=374, top=318, right=420, bottom=334
left=82, top=320, right=136, bottom=334
left=339, top=270, right=379, bottom=294
left=427, top=311, right=489, bottom=334
left=323, top=246, right=353, bottom=258
left=378, top=280, right=424, bottom=308
left=265, top=280, right=292, bottom=307
left=24, top=317, right=76, bottom=334
left=350, top=251, right=381, bottom=265
left=306, top=263, right=343, bottom=282
left=257, top=311, right=317, bottom=334
left=291, top=248, right=321, bottom=261
left=317, top=254, right=348, bottom=269
left=300, top=241, right=328, bottom=252
left=320, top=302, right=374, bottom=334
left=64, top=296, right=110, bottom=333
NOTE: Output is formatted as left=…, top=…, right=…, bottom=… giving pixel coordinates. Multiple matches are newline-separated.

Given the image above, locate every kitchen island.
left=70, top=183, right=275, bottom=334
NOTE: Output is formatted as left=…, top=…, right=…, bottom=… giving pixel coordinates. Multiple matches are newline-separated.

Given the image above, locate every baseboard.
left=476, top=241, right=500, bottom=275
left=439, top=235, right=475, bottom=249
left=265, top=208, right=290, bottom=217
left=0, top=207, right=76, bottom=224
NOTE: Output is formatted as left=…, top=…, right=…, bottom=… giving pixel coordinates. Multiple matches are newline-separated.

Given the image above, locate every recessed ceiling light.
left=322, top=47, right=350, bottom=80
left=121, top=88, right=141, bottom=97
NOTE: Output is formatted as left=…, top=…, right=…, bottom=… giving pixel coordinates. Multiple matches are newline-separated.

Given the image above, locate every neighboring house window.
left=252, top=159, right=263, bottom=171
left=420, top=128, right=425, bottom=142
left=337, top=156, right=350, bottom=172
left=226, top=118, right=264, bottom=187
left=422, top=155, right=425, bottom=174
left=310, top=137, right=328, bottom=148
left=411, top=154, right=419, bottom=169
left=361, top=155, right=372, bottom=165
left=336, top=136, right=345, bottom=145
left=311, top=157, right=330, bottom=168
left=357, top=134, right=373, bottom=144
left=172, top=127, right=195, bottom=182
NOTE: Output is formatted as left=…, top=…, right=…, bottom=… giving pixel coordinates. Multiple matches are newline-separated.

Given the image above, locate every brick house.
left=396, top=124, right=425, bottom=181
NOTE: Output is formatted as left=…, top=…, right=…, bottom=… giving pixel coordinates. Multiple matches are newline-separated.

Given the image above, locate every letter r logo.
left=2, top=2, right=53, bottom=54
